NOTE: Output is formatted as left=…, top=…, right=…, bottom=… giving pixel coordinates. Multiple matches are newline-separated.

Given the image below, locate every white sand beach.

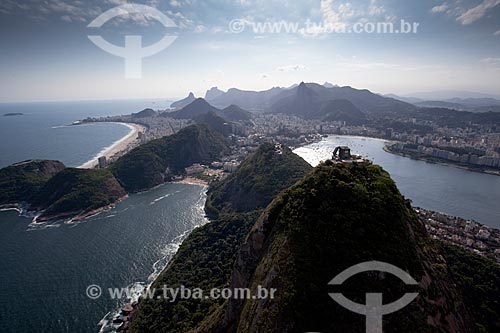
left=78, top=122, right=146, bottom=169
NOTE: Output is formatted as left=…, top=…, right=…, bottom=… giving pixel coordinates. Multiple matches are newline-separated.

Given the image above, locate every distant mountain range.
left=170, top=82, right=416, bottom=123
left=164, top=98, right=253, bottom=126
left=168, top=83, right=500, bottom=127
left=386, top=93, right=500, bottom=112
left=403, top=90, right=500, bottom=101
left=268, top=82, right=412, bottom=121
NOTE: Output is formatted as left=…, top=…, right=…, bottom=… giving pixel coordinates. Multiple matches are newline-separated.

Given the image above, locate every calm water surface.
left=294, top=135, right=500, bottom=228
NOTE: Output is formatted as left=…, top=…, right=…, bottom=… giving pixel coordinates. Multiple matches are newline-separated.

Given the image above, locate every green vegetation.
left=0, top=160, right=126, bottom=220
left=111, top=124, right=229, bottom=192
left=203, top=162, right=482, bottom=332
left=193, top=111, right=230, bottom=136
left=441, top=243, right=500, bottom=332
left=1, top=124, right=228, bottom=220
left=205, top=143, right=312, bottom=215
left=131, top=158, right=500, bottom=332
left=0, top=160, right=65, bottom=205
left=30, top=168, right=126, bottom=219
left=130, top=143, right=312, bottom=333
left=221, top=105, right=252, bottom=123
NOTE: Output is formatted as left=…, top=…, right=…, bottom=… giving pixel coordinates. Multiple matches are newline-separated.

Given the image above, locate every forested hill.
left=111, top=124, right=229, bottom=192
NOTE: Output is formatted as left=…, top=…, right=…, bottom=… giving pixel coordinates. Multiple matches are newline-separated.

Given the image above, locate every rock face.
left=129, top=144, right=312, bottom=333
left=206, top=163, right=474, bottom=332
left=170, top=92, right=196, bottom=109
left=128, top=153, right=499, bottom=333
left=205, top=87, right=225, bottom=101
left=0, top=160, right=66, bottom=205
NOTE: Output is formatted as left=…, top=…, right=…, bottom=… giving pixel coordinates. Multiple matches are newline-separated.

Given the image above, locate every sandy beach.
left=174, top=177, right=209, bottom=186
left=78, top=122, right=146, bottom=169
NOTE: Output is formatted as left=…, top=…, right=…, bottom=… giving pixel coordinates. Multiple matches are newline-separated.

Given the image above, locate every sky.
left=0, top=0, right=499, bottom=102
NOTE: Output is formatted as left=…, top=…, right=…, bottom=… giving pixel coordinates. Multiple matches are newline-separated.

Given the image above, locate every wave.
left=98, top=186, right=209, bottom=333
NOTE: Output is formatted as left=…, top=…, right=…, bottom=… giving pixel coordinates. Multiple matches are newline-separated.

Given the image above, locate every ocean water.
left=294, top=136, right=500, bottom=229
left=0, top=99, right=211, bottom=333
left=1, top=101, right=499, bottom=332
left=0, top=183, right=208, bottom=333
left=0, top=99, right=170, bottom=168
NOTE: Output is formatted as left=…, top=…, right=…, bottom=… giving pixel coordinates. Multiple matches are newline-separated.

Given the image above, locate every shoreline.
left=384, top=145, right=500, bottom=177
left=78, top=122, right=146, bottom=169
left=173, top=176, right=209, bottom=186
left=317, top=134, right=498, bottom=177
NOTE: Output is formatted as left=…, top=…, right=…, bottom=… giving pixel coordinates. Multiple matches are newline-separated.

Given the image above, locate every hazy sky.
left=0, top=0, right=499, bottom=102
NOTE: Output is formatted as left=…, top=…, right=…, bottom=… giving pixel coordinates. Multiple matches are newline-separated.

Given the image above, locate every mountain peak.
left=166, top=98, right=221, bottom=120
left=170, top=92, right=197, bottom=109
left=205, top=87, right=225, bottom=101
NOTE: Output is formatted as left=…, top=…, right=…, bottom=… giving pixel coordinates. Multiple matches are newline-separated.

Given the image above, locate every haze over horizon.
left=1, top=0, right=499, bottom=102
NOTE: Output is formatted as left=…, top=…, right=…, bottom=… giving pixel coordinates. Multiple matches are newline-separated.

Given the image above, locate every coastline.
left=98, top=183, right=209, bottom=332
left=173, top=176, right=209, bottom=186
left=78, top=122, right=146, bottom=169
left=384, top=145, right=500, bottom=177
left=316, top=134, right=499, bottom=177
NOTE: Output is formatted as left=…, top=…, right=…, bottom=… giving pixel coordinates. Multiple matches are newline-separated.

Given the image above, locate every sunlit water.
left=294, top=136, right=500, bottom=228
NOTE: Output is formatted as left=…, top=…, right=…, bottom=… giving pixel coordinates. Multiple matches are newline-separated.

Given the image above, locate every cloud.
left=431, top=3, right=449, bottom=13
left=368, top=0, right=385, bottom=16
left=456, top=0, right=500, bottom=25
left=481, top=57, right=500, bottom=65
left=494, top=30, right=500, bottom=36
left=275, top=64, right=307, bottom=72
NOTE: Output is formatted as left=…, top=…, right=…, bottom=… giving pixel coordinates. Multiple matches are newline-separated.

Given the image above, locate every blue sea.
left=0, top=99, right=171, bottom=168
left=0, top=99, right=213, bottom=333
left=295, top=136, right=500, bottom=229
left=1, top=101, right=499, bottom=332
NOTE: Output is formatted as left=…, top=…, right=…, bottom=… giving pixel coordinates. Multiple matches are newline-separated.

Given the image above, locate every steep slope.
left=129, top=143, right=312, bottom=333
left=220, top=105, right=252, bottom=123
left=193, top=111, right=230, bottom=136
left=205, top=87, right=225, bottom=101
left=0, top=160, right=66, bottom=205
left=270, top=82, right=416, bottom=118
left=111, top=124, right=228, bottom=192
left=271, top=82, right=323, bottom=118
left=206, top=143, right=312, bottom=215
left=170, top=92, right=196, bottom=109
left=30, top=168, right=126, bottom=221
left=320, top=99, right=367, bottom=124
left=166, top=98, right=221, bottom=119
left=440, top=243, right=500, bottom=332
left=211, top=162, right=475, bottom=332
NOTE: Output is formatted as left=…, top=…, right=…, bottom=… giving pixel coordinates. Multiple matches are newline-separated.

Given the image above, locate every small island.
left=3, top=112, right=23, bottom=117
